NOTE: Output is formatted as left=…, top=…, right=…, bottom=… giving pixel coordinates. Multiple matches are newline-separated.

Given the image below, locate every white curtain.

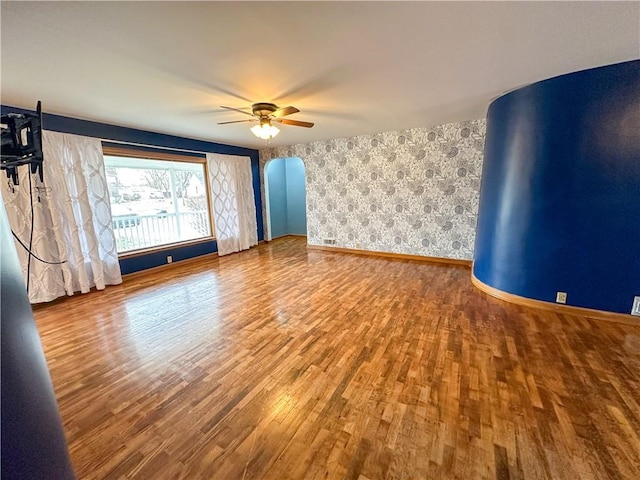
left=206, top=153, right=258, bottom=256
left=1, top=131, right=122, bottom=303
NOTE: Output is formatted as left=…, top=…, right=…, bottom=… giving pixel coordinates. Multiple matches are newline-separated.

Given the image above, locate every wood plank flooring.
left=33, top=237, right=640, bottom=479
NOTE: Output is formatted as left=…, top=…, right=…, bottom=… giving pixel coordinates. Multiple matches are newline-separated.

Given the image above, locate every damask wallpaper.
left=260, top=119, right=486, bottom=260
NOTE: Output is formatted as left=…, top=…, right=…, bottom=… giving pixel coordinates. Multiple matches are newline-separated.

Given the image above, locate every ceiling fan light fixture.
left=219, top=102, right=312, bottom=140
left=251, top=123, right=280, bottom=140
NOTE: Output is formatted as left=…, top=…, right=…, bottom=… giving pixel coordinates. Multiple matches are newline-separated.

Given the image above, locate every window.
left=103, top=147, right=214, bottom=254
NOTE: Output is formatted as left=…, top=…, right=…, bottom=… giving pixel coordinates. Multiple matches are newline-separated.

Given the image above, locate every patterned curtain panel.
left=206, top=153, right=258, bottom=256
left=1, top=131, right=122, bottom=303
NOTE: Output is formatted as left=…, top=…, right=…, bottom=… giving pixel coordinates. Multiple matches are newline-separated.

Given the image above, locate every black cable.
left=26, top=173, right=34, bottom=294
left=11, top=229, right=67, bottom=265
left=10, top=173, right=67, bottom=299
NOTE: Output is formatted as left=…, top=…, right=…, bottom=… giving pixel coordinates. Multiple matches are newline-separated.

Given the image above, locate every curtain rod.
left=100, top=139, right=253, bottom=161
left=99, top=139, right=207, bottom=157
left=40, top=128, right=209, bottom=156
left=43, top=130, right=252, bottom=159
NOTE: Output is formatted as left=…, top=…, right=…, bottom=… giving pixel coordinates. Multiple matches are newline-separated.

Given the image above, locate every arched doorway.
left=264, top=157, right=307, bottom=241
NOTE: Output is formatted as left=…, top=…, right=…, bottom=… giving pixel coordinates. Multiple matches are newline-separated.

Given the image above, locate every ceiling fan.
left=218, top=102, right=314, bottom=139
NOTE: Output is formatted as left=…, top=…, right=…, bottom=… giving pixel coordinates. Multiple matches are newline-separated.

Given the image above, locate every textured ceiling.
left=2, top=1, right=638, bottom=149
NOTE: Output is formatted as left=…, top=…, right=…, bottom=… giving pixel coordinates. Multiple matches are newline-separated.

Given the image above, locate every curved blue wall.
left=474, top=60, right=640, bottom=315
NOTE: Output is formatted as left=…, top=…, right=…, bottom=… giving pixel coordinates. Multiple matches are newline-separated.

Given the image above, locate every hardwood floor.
left=34, top=237, right=640, bottom=479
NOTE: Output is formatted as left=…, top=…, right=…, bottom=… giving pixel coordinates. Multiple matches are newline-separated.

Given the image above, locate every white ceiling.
left=2, top=1, right=638, bottom=149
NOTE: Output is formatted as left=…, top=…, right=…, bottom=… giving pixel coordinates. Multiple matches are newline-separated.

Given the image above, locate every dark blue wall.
left=1, top=105, right=263, bottom=274
left=473, top=60, right=640, bottom=314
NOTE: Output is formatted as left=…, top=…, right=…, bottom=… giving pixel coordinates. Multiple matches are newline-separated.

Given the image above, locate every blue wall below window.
left=1, top=105, right=263, bottom=274
left=119, top=240, right=218, bottom=275
left=473, top=60, right=640, bottom=315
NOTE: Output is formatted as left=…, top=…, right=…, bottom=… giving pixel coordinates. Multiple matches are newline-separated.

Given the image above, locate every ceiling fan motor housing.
left=218, top=103, right=312, bottom=129
left=252, top=102, right=278, bottom=118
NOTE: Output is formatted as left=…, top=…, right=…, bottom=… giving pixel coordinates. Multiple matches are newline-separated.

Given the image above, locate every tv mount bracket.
left=1, top=101, right=44, bottom=186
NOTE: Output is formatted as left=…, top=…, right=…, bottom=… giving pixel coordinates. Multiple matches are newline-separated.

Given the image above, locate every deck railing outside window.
left=112, top=210, right=210, bottom=252
left=104, top=152, right=214, bottom=254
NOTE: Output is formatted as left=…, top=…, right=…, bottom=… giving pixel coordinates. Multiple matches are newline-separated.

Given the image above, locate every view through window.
left=104, top=150, right=213, bottom=254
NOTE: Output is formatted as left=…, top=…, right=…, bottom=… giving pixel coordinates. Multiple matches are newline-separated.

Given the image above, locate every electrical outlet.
left=323, top=238, right=336, bottom=246
left=632, top=296, right=640, bottom=316
left=556, top=292, right=567, bottom=304
left=167, top=255, right=173, bottom=264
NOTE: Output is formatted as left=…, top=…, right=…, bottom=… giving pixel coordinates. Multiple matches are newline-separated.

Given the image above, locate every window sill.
left=117, top=236, right=216, bottom=259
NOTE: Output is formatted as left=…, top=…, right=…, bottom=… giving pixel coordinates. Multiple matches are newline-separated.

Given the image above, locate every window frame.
left=102, top=145, right=216, bottom=258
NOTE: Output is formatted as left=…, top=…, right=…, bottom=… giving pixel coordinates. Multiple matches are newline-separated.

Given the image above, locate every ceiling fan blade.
left=270, top=106, right=300, bottom=118
left=274, top=118, right=314, bottom=128
left=220, top=106, right=255, bottom=117
left=218, top=119, right=256, bottom=125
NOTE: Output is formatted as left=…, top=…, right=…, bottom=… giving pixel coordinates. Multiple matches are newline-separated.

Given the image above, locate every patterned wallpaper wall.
left=260, top=119, right=486, bottom=260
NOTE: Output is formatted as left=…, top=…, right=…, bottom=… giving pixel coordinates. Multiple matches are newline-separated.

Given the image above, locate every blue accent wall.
left=266, top=158, right=288, bottom=239
left=1, top=105, right=263, bottom=274
left=285, top=157, right=307, bottom=235
left=265, top=157, right=307, bottom=239
left=473, top=60, right=640, bottom=315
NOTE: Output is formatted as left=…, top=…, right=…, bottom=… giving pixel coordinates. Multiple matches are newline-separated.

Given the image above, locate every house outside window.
left=103, top=147, right=214, bottom=254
